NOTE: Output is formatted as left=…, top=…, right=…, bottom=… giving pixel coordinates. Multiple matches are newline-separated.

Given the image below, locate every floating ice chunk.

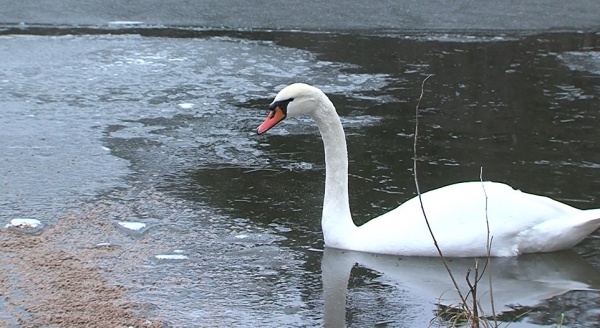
left=178, top=103, right=194, bottom=109
left=7, top=218, right=42, bottom=229
left=117, top=221, right=146, bottom=231
left=155, top=254, right=188, bottom=260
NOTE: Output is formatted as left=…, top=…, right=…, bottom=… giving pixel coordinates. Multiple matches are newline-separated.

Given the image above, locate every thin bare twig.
left=412, top=74, right=471, bottom=318
left=480, top=167, right=498, bottom=327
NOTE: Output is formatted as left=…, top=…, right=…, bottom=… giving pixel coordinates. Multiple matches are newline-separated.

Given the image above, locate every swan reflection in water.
left=321, top=248, right=600, bottom=327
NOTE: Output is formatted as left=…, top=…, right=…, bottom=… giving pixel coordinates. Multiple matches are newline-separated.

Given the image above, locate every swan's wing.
left=357, top=181, right=591, bottom=256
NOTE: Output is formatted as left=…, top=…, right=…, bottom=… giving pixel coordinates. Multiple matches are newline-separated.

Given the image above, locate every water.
left=1, top=28, right=600, bottom=327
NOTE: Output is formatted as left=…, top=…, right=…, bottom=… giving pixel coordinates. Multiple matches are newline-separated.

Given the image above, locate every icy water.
left=1, top=28, right=600, bottom=327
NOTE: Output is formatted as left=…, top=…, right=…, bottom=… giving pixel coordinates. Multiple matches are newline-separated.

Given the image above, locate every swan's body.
left=257, top=83, right=600, bottom=257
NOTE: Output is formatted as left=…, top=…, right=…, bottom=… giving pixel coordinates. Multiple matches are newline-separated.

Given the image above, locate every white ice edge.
left=108, top=21, right=144, bottom=25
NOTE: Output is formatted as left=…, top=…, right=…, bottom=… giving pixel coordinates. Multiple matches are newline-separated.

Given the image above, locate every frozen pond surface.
left=1, top=27, right=600, bottom=327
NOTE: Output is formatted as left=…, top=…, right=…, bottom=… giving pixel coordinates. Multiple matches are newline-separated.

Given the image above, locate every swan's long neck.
left=310, top=96, right=357, bottom=248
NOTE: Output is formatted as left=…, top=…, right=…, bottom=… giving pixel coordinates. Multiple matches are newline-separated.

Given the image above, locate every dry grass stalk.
left=413, top=75, right=498, bottom=327
left=412, top=74, right=471, bottom=319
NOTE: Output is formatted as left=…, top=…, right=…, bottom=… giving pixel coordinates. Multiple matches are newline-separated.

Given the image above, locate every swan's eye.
left=268, top=98, right=294, bottom=113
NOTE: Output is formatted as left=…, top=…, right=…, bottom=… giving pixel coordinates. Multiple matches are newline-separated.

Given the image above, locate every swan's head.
left=257, top=83, right=324, bottom=135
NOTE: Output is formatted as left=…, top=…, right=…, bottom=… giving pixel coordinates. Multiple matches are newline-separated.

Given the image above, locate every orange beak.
left=257, top=106, right=287, bottom=135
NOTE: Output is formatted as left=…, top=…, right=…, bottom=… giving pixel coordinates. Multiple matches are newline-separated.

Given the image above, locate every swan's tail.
left=572, top=209, right=600, bottom=241
left=519, top=208, right=600, bottom=254
left=582, top=208, right=600, bottom=226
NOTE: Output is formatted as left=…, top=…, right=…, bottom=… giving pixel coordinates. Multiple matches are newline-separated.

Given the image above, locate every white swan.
left=256, top=83, right=600, bottom=257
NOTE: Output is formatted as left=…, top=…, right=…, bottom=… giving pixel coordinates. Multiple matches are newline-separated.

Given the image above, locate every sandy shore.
left=0, top=209, right=164, bottom=327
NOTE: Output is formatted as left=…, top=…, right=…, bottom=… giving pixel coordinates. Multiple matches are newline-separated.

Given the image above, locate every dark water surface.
left=1, top=27, right=600, bottom=327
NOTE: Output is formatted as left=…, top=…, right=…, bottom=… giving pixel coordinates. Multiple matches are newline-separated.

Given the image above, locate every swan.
left=256, top=83, right=600, bottom=257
